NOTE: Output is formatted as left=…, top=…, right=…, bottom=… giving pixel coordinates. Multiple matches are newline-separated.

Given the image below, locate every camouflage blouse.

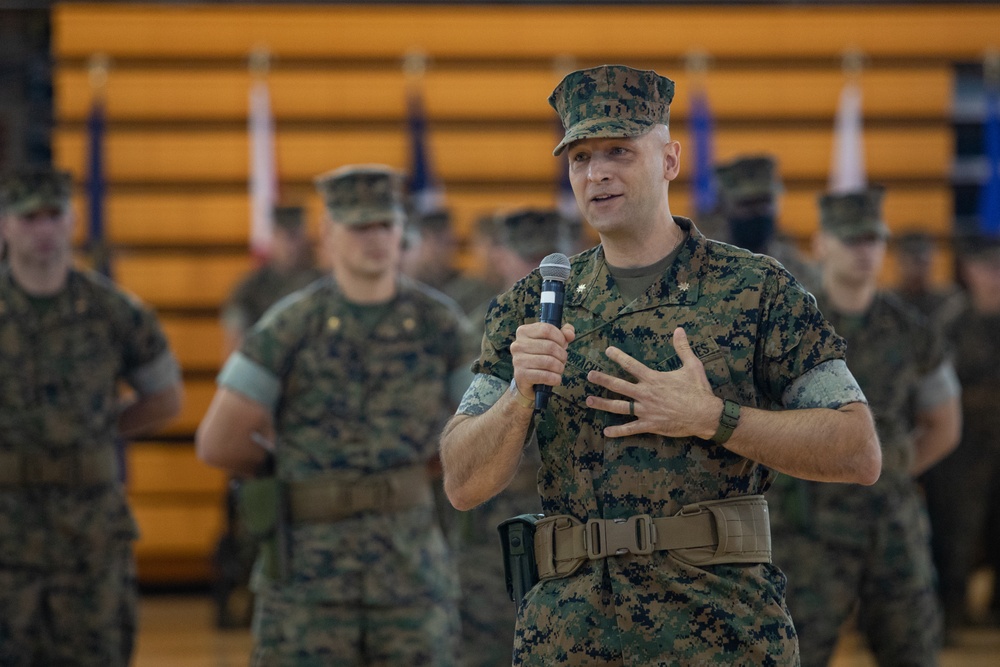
left=235, top=275, right=467, bottom=604
left=0, top=267, right=178, bottom=568
left=472, top=218, right=846, bottom=663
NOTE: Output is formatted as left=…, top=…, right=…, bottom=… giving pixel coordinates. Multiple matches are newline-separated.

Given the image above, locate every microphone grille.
left=539, top=253, right=571, bottom=282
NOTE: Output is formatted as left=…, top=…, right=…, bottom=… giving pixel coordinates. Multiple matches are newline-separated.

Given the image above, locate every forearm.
left=909, top=397, right=962, bottom=476
left=440, top=391, right=535, bottom=510
left=195, top=388, right=272, bottom=476
left=722, top=401, right=881, bottom=485
left=118, top=383, right=183, bottom=439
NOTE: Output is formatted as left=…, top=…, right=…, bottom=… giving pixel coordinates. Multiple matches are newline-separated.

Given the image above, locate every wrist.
left=711, top=398, right=741, bottom=445
left=508, top=377, right=534, bottom=410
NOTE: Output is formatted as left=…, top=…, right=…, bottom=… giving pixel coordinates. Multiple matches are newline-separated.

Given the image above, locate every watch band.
left=712, top=399, right=741, bottom=444
left=509, top=378, right=534, bottom=409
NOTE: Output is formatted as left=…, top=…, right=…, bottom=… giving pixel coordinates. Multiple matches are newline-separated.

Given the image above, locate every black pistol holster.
left=497, top=513, right=544, bottom=605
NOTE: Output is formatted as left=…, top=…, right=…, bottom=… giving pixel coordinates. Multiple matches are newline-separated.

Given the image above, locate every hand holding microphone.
left=533, top=253, right=571, bottom=412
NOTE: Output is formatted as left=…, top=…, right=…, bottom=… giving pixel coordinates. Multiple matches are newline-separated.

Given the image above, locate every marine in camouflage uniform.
left=0, top=168, right=183, bottom=666
left=455, top=208, right=576, bottom=667
left=922, top=236, right=1000, bottom=639
left=770, top=187, right=962, bottom=665
left=440, top=65, right=881, bottom=666
left=714, top=154, right=821, bottom=292
left=197, top=165, right=467, bottom=666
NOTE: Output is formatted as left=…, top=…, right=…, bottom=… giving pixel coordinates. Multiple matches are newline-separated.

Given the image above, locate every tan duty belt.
left=0, top=449, right=119, bottom=487
left=288, top=464, right=432, bottom=523
left=534, top=495, right=771, bottom=581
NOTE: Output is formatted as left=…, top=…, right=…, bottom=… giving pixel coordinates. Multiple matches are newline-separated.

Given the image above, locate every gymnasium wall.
left=51, top=2, right=1000, bottom=582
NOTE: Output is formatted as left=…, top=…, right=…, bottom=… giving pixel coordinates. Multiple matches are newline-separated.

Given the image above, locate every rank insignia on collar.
left=576, top=284, right=587, bottom=294
left=678, top=281, right=690, bottom=292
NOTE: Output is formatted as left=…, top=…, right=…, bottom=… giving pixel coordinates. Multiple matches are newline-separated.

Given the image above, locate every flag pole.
left=248, top=46, right=276, bottom=263
left=686, top=50, right=716, bottom=221
left=829, top=47, right=867, bottom=193
left=404, top=50, right=445, bottom=215
left=977, top=49, right=1000, bottom=237
left=86, top=53, right=111, bottom=277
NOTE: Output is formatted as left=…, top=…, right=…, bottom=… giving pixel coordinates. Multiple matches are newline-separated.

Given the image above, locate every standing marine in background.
left=922, top=233, right=1000, bottom=642
left=714, top=154, right=821, bottom=291
left=401, top=207, right=498, bottom=316
left=197, top=164, right=468, bottom=666
left=0, top=167, right=184, bottom=665
left=890, top=230, right=964, bottom=332
left=770, top=187, right=962, bottom=665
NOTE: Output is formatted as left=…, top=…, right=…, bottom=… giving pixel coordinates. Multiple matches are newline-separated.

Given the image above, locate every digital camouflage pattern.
left=473, top=217, right=846, bottom=665
left=0, top=267, right=177, bottom=665
left=314, top=164, right=407, bottom=227
left=715, top=155, right=779, bottom=203
left=770, top=290, right=946, bottom=665
left=0, top=168, right=71, bottom=215
left=235, top=275, right=467, bottom=665
left=549, top=65, right=675, bottom=156
left=818, top=187, right=890, bottom=241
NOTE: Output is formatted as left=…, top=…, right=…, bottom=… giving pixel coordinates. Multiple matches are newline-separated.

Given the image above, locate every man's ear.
left=663, top=139, right=681, bottom=181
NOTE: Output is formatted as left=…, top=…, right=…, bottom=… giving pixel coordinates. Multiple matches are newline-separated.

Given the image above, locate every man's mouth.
left=591, top=193, right=620, bottom=203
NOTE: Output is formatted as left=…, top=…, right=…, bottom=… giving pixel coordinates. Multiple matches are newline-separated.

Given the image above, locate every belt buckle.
left=586, top=514, right=656, bottom=560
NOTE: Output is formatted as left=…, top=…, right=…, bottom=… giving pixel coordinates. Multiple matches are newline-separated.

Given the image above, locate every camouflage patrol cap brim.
left=0, top=168, right=72, bottom=216
left=819, top=187, right=890, bottom=241
left=314, top=164, right=407, bottom=227
left=549, top=65, right=675, bottom=156
left=715, top=155, right=779, bottom=203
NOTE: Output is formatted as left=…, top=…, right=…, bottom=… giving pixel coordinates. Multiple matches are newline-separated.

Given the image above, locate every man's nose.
left=587, top=156, right=611, bottom=182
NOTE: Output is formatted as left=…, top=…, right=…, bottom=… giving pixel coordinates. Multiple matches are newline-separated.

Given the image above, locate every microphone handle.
left=534, top=279, right=565, bottom=412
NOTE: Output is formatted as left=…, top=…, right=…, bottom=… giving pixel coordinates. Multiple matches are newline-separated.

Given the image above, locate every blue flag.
left=979, top=80, right=1000, bottom=237
left=86, top=96, right=111, bottom=277
left=690, top=88, right=717, bottom=218
left=407, top=84, right=444, bottom=214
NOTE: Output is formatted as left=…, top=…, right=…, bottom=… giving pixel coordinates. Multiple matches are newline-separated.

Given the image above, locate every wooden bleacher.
left=51, top=2, right=1000, bottom=583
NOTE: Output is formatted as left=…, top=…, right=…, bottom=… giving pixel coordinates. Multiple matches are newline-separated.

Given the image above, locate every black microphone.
left=534, top=253, right=571, bottom=412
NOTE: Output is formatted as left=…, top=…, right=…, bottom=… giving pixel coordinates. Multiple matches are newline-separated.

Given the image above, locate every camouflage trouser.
left=513, top=561, right=799, bottom=667
left=456, top=542, right=516, bottom=667
left=773, top=492, right=942, bottom=667
left=250, top=588, right=459, bottom=667
left=0, top=547, right=137, bottom=667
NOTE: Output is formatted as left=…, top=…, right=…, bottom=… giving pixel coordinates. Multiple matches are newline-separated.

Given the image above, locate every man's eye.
left=571, top=152, right=588, bottom=162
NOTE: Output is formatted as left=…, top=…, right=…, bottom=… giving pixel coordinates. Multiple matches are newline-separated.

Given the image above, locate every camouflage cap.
left=0, top=167, right=72, bottom=216
left=548, top=64, right=675, bottom=156
left=715, top=155, right=779, bottom=203
left=314, top=164, right=407, bottom=227
left=495, top=207, right=574, bottom=261
left=818, top=187, right=890, bottom=241
left=410, top=208, right=452, bottom=235
left=895, top=230, right=934, bottom=258
left=273, top=205, right=306, bottom=230
left=955, top=230, right=1000, bottom=262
